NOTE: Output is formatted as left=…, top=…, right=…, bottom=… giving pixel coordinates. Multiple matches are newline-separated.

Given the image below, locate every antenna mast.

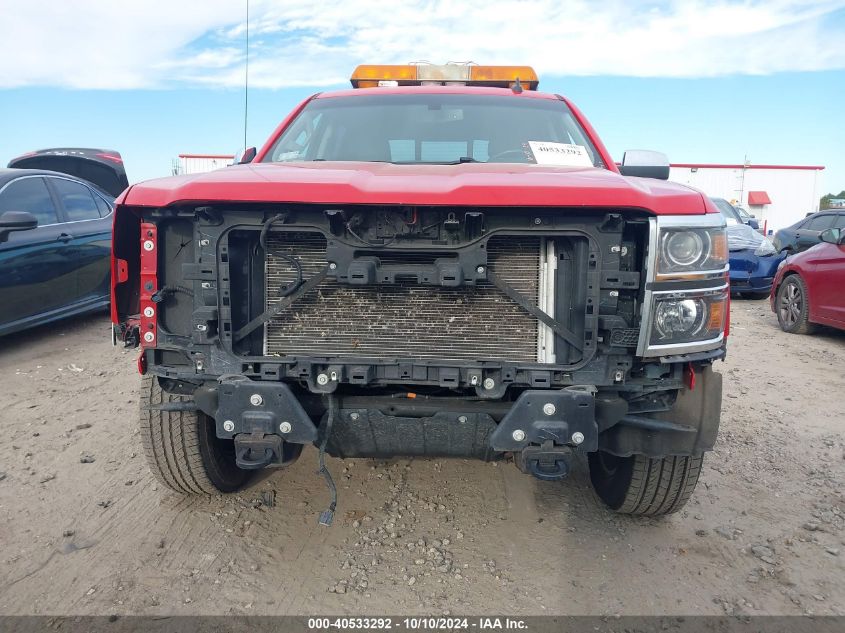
left=243, top=0, right=249, bottom=150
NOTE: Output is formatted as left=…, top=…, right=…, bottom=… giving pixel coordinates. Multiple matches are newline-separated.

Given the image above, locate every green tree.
left=820, top=190, right=845, bottom=210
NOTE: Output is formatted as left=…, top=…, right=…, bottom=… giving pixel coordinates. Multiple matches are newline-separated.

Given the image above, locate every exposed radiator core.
left=264, top=232, right=541, bottom=362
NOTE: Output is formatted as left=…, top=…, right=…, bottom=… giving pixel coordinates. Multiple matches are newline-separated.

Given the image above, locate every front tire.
left=588, top=452, right=703, bottom=516
left=775, top=275, right=816, bottom=334
left=140, top=376, right=253, bottom=494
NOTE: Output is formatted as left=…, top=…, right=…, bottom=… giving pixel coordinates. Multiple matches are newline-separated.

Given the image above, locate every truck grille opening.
left=264, top=233, right=541, bottom=362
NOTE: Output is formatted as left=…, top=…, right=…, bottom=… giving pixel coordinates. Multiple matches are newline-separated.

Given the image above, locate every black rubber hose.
left=259, top=213, right=303, bottom=297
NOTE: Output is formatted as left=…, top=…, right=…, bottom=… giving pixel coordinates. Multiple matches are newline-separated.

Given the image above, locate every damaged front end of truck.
left=112, top=65, right=727, bottom=520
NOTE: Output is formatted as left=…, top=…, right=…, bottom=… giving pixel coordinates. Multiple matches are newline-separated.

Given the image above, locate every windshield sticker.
left=526, top=141, right=592, bottom=167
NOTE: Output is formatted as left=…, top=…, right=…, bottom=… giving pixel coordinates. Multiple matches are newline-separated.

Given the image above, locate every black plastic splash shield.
left=322, top=409, right=500, bottom=460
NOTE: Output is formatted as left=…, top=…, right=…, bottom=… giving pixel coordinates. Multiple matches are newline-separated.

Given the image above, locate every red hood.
left=119, top=162, right=710, bottom=215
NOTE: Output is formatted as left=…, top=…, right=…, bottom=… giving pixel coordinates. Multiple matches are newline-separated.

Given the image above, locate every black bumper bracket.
left=215, top=378, right=318, bottom=444
left=490, top=388, right=598, bottom=452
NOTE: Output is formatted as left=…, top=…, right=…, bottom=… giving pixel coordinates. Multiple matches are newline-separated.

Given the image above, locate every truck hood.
left=120, top=161, right=709, bottom=215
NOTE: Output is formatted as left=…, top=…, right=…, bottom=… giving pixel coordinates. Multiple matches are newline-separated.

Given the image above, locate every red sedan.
left=771, top=227, right=845, bottom=333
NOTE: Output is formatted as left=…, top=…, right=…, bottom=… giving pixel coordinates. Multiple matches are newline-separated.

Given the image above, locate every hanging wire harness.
left=317, top=394, right=338, bottom=526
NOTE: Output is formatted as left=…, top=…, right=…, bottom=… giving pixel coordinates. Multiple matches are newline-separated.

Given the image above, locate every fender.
left=597, top=364, right=723, bottom=458
left=111, top=200, right=142, bottom=330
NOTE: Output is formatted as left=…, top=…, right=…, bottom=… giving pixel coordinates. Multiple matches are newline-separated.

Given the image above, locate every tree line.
left=820, top=190, right=845, bottom=209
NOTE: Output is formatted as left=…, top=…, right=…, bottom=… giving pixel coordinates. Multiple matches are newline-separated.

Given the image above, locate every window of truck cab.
left=264, top=93, right=603, bottom=166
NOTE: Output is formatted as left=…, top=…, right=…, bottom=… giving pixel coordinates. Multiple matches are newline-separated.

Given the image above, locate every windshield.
left=711, top=198, right=742, bottom=225
left=263, top=93, right=603, bottom=166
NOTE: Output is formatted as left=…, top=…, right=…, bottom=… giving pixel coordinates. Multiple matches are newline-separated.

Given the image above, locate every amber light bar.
left=350, top=64, right=539, bottom=89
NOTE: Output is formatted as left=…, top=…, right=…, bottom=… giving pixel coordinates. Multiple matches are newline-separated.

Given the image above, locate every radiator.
left=264, top=232, right=541, bottom=362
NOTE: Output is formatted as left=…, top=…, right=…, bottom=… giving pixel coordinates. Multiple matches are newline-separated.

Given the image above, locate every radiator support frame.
left=145, top=204, right=654, bottom=394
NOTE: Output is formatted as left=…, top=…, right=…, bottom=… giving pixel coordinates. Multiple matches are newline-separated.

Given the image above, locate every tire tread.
left=611, top=454, right=703, bottom=516
left=776, top=275, right=817, bottom=335
left=139, top=376, right=219, bottom=495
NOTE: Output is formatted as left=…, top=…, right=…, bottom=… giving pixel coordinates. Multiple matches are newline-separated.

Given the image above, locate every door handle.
left=57, top=232, right=74, bottom=242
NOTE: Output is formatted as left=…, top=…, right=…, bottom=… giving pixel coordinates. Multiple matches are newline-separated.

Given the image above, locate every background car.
left=772, top=210, right=845, bottom=254
left=733, top=204, right=759, bottom=230
left=8, top=148, right=128, bottom=197
left=772, top=227, right=845, bottom=334
left=0, top=167, right=116, bottom=336
left=711, top=197, right=784, bottom=298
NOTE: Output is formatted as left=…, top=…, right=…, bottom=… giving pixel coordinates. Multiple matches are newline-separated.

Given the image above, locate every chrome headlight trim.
left=642, top=284, right=729, bottom=356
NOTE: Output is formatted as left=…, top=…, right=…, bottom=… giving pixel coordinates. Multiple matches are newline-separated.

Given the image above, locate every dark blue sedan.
left=710, top=197, right=785, bottom=299
left=0, top=160, right=119, bottom=336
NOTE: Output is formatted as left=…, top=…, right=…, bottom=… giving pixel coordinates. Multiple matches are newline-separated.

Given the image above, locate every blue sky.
left=1, top=0, right=844, bottom=192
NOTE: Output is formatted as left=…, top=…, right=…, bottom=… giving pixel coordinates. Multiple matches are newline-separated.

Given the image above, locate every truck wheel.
left=588, top=452, right=703, bottom=516
left=140, top=376, right=253, bottom=494
left=775, top=275, right=816, bottom=334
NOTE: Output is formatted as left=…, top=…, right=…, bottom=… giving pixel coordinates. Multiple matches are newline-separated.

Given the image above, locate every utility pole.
left=738, top=153, right=750, bottom=204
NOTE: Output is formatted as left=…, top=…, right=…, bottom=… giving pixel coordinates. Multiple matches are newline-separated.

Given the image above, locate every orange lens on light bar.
left=351, top=64, right=418, bottom=84
left=350, top=64, right=538, bottom=89
left=470, top=65, right=538, bottom=86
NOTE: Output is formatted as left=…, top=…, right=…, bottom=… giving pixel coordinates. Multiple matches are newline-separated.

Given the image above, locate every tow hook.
left=518, top=441, right=571, bottom=481
left=234, top=433, right=282, bottom=469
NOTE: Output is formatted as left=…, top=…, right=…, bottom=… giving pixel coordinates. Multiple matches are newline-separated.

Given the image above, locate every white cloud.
left=0, top=0, right=243, bottom=89
left=1, top=0, right=844, bottom=89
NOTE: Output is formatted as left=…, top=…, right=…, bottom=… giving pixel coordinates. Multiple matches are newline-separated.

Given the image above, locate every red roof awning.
left=747, top=191, right=772, bottom=205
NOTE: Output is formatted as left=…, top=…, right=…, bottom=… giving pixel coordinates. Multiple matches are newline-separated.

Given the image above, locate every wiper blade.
left=392, top=157, right=482, bottom=165
left=439, top=157, right=481, bottom=164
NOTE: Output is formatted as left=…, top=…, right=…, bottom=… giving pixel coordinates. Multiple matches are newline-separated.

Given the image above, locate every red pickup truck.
left=112, top=64, right=727, bottom=522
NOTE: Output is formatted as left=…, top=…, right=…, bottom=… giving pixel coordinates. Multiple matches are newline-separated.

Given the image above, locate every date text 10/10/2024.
left=307, top=618, right=528, bottom=630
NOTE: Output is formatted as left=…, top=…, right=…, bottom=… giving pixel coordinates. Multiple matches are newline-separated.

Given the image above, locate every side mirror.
left=619, top=150, right=670, bottom=180
left=0, top=210, right=38, bottom=243
left=819, top=228, right=845, bottom=245
left=234, top=147, right=257, bottom=165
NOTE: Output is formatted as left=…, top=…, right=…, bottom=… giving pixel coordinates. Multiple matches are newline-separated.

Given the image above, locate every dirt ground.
left=0, top=301, right=843, bottom=616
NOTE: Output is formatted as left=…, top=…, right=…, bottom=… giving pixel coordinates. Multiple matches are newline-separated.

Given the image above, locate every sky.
left=1, top=0, right=844, bottom=192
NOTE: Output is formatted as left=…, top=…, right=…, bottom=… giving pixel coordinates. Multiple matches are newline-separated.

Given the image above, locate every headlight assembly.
left=637, top=214, right=729, bottom=358
left=663, top=231, right=706, bottom=267
left=654, top=298, right=703, bottom=340
left=648, top=289, right=728, bottom=348
left=656, top=227, right=727, bottom=278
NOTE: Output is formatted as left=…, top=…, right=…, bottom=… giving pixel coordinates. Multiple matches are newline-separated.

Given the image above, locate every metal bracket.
left=234, top=265, right=329, bottom=342
left=215, top=379, right=318, bottom=444
left=486, top=268, right=583, bottom=352
left=325, top=243, right=488, bottom=287
left=490, top=388, right=597, bottom=451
